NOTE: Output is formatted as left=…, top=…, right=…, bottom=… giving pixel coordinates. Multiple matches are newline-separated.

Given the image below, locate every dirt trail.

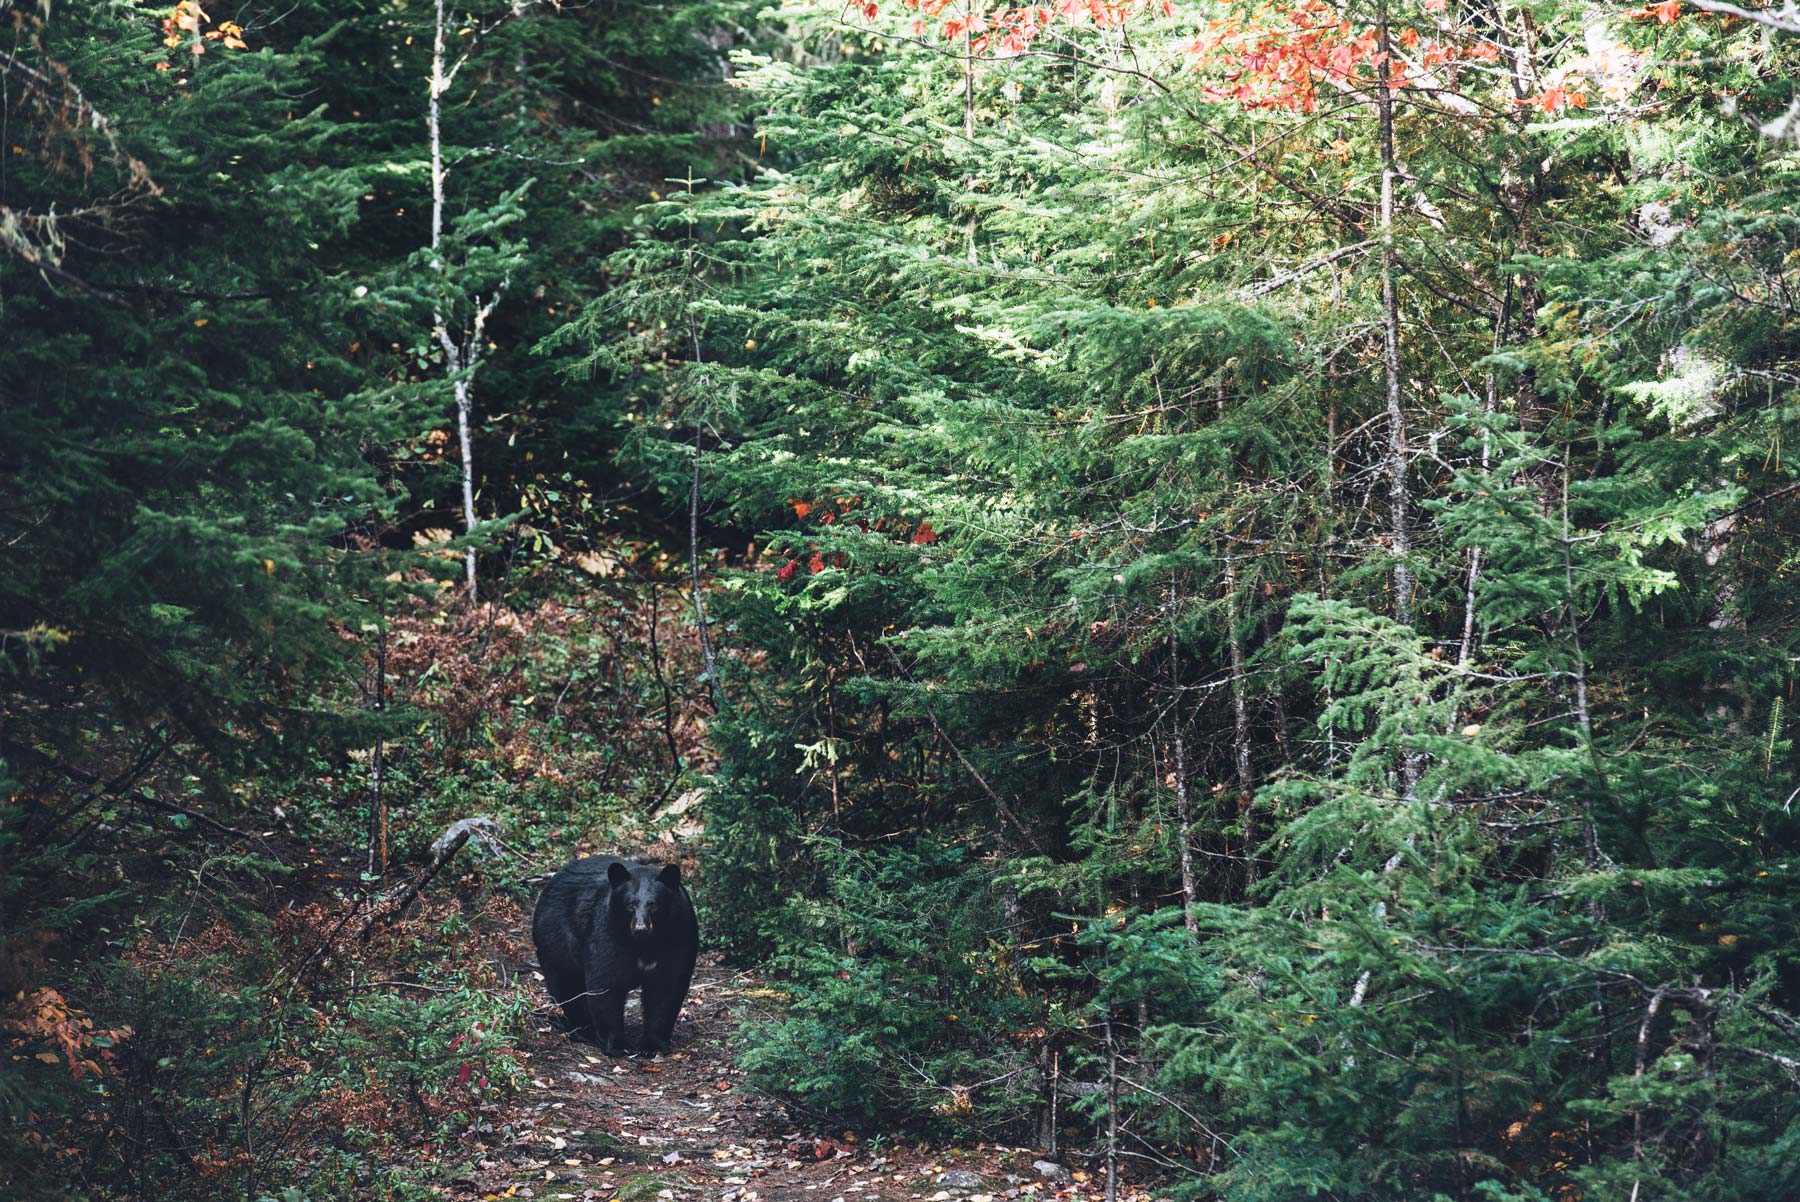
left=451, top=953, right=1094, bottom=1202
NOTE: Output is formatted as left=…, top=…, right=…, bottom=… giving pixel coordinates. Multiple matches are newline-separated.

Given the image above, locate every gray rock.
left=1031, top=1160, right=1071, bottom=1185
left=937, top=1170, right=987, bottom=1190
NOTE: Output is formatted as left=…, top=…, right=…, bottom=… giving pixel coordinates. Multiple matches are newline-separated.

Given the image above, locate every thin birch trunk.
left=963, top=0, right=976, bottom=266
left=368, top=581, right=388, bottom=879
left=1560, top=457, right=1595, bottom=752
left=1103, top=1010, right=1119, bottom=1202
left=1343, top=14, right=1419, bottom=1025
left=1375, top=9, right=1425, bottom=806
left=1631, top=986, right=1668, bottom=1196
left=1375, top=9, right=1412, bottom=627
left=1560, top=451, right=1605, bottom=882
left=1451, top=284, right=1509, bottom=718
left=454, top=376, right=478, bottom=599
left=1172, top=721, right=1199, bottom=935
left=1224, top=551, right=1255, bottom=885
left=1352, top=30, right=1429, bottom=971
left=429, top=0, right=507, bottom=603
left=690, top=441, right=719, bottom=706
left=429, top=0, right=465, bottom=594
left=1167, top=582, right=1199, bottom=935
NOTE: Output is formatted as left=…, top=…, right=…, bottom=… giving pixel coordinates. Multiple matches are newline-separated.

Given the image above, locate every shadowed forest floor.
left=448, top=942, right=1146, bottom=1202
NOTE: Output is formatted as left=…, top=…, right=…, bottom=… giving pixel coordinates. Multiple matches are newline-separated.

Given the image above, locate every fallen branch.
left=1683, top=0, right=1800, bottom=36
left=139, top=794, right=262, bottom=841
left=884, top=644, right=1046, bottom=856
left=1238, top=240, right=1375, bottom=299
left=354, top=816, right=504, bottom=941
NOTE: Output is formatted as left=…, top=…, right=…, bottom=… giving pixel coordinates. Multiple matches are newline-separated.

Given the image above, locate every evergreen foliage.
left=2, top=0, right=746, bottom=1195
left=564, top=1, right=1800, bottom=1196
left=7, top=0, right=1800, bottom=1197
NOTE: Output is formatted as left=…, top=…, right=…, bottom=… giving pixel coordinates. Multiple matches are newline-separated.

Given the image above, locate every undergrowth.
left=2, top=580, right=711, bottom=1201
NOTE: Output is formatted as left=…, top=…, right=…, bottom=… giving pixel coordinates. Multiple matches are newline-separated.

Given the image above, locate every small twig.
left=316, top=979, right=455, bottom=996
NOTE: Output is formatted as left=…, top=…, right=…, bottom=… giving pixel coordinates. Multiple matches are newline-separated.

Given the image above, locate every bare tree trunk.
left=428, top=0, right=506, bottom=604
left=1559, top=451, right=1607, bottom=883
left=1559, top=458, right=1594, bottom=752
left=1224, top=552, right=1255, bottom=885
left=368, top=584, right=388, bottom=879
left=1103, top=1011, right=1119, bottom=1202
left=1172, top=723, right=1199, bottom=936
left=1167, top=584, right=1199, bottom=935
left=1374, top=11, right=1425, bottom=804
left=455, top=376, right=478, bottom=599
left=428, top=0, right=471, bottom=598
left=963, top=0, right=976, bottom=266
left=1375, top=8, right=1412, bottom=627
left=1452, top=285, right=1509, bottom=717
left=690, top=436, right=720, bottom=708
left=1631, top=986, right=1668, bottom=1192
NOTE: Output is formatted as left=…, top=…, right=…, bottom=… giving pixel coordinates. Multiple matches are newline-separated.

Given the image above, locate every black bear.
left=531, top=856, right=698, bottom=1055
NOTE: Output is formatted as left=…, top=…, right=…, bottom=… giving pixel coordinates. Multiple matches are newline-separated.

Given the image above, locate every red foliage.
left=1185, top=0, right=1499, bottom=112
left=1625, top=0, right=1683, bottom=22
left=897, top=0, right=1169, bottom=56
left=2, top=987, right=131, bottom=1082
left=866, top=0, right=1533, bottom=112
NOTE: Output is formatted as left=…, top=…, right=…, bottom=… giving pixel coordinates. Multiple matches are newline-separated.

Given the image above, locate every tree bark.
left=368, top=583, right=388, bottom=880
left=963, top=0, right=977, bottom=266
left=429, top=0, right=507, bottom=603
left=1375, top=8, right=1412, bottom=627
left=690, top=434, right=720, bottom=709
left=1167, top=583, right=1199, bottom=935
left=1103, top=1010, right=1119, bottom=1202
left=1224, top=551, right=1256, bottom=885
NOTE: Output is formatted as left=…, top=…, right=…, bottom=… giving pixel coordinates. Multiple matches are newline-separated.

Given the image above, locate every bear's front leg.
left=584, top=983, right=629, bottom=1056
left=640, top=965, right=692, bottom=1055
left=546, top=970, right=591, bottom=1040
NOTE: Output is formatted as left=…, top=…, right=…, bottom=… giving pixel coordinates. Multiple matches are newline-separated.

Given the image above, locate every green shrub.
left=737, top=842, right=1045, bottom=1136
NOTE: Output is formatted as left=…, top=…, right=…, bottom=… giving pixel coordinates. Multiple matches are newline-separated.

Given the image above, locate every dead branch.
left=353, top=816, right=504, bottom=940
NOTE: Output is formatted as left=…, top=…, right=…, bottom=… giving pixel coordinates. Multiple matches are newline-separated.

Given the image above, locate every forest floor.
left=444, top=936, right=1137, bottom=1202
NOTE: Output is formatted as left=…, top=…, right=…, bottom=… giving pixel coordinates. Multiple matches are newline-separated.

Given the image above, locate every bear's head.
left=608, top=860, right=681, bottom=945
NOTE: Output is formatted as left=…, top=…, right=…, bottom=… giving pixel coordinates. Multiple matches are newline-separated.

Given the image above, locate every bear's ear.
left=657, top=863, right=681, bottom=891
left=607, top=861, right=631, bottom=887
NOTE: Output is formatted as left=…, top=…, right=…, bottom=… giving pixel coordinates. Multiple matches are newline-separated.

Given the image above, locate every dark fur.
left=531, top=856, right=699, bottom=1055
